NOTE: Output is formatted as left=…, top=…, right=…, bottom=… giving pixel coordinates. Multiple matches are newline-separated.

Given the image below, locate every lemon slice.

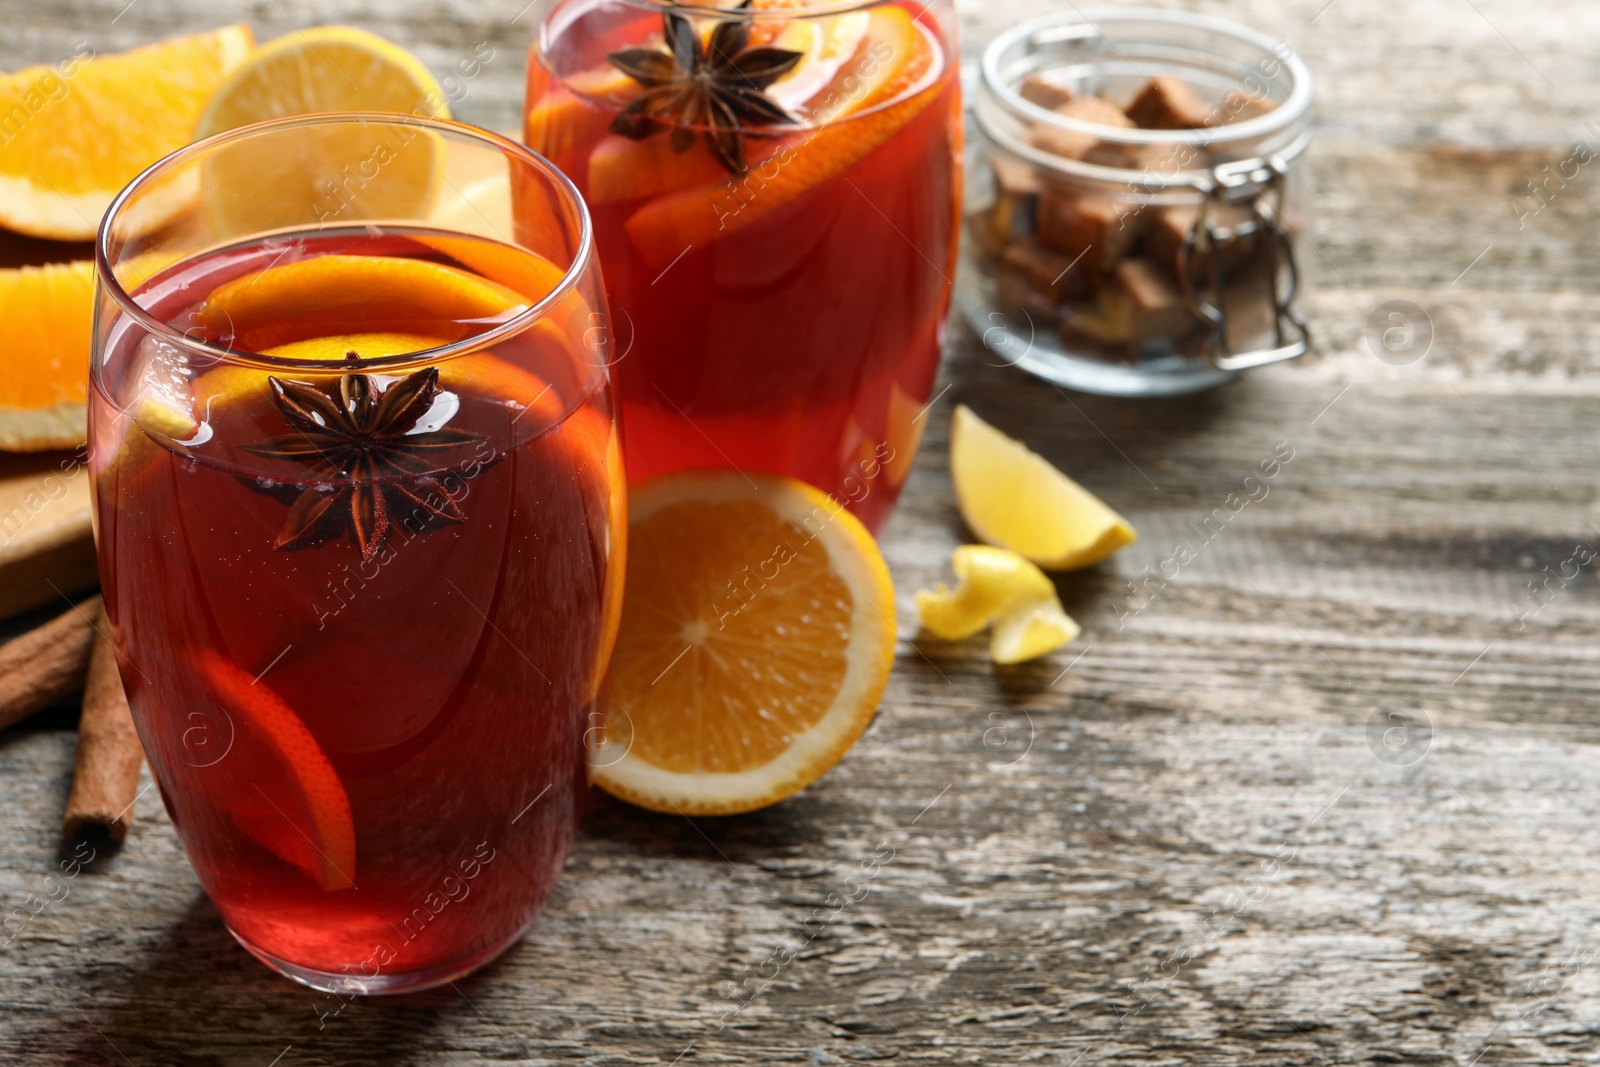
left=194, top=27, right=448, bottom=235
left=950, top=404, right=1136, bottom=570
left=761, top=10, right=871, bottom=113
left=592, top=471, right=895, bottom=816
left=131, top=335, right=200, bottom=441
left=195, top=26, right=447, bottom=135
left=917, top=546, right=1079, bottom=664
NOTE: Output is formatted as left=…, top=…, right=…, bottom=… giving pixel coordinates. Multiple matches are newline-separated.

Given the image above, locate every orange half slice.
left=193, top=648, right=357, bottom=892
left=195, top=254, right=528, bottom=352
left=592, top=471, right=894, bottom=815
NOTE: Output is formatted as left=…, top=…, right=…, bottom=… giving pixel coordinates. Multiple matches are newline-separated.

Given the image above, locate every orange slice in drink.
left=586, top=134, right=730, bottom=205
left=525, top=65, right=639, bottom=170
left=622, top=6, right=940, bottom=269
left=412, top=235, right=568, bottom=306
left=193, top=648, right=357, bottom=892
left=195, top=254, right=528, bottom=352
left=591, top=471, right=894, bottom=815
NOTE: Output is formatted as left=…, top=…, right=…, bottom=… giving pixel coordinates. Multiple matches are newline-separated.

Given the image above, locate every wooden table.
left=4, top=0, right=1598, bottom=1063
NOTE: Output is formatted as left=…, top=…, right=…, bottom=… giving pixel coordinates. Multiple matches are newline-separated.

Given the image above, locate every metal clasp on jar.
left=1178, top=146, right=1311, bottom=372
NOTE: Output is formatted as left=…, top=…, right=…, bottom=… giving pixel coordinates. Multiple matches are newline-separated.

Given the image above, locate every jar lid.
left=977, top=8, right=1314, bottom=192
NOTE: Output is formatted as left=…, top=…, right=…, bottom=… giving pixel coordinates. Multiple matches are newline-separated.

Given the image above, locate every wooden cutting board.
left=0, top=450, right=98, bottom=621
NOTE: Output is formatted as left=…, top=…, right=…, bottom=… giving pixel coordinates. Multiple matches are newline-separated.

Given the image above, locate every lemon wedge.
left=990, top=599, right=1081, bottom=666
left=916, top=545, right=1079, bottom=664
left=950, top=404, right=1136, bottom=571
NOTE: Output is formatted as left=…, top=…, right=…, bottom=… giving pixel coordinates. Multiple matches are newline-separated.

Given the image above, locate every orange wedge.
left=0, top=261, right=94, bottom=450
left=0, top=25, right=254, bottom=241
left=410, top=234, right=590, bottom=353
left=194, top=647, right=357, bottom=892
left=586, top=133, right=730, bottom=205
left=412, top=235, right=567, bottom=306
left=623, top=6, right=940, bottom=269
left=524, top=65, right=638, bottom=173
left=591, top=471, right=895, bottom=815
left=195, top=254, right=527, bottom=352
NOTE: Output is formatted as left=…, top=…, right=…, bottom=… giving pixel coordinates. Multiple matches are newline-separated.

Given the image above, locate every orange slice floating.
left=195, top=254, right=528, bottom=352
left=193, top=647, right=357, bottom=892
left=524, top=65, right=638, bottom=171
left=623, top=6, right=940, bottom=270
left=586, top=133, right=730, bottom=205
left=419, top=345, right=624, bottom=698
left=411, top=235, right=568, bottom=307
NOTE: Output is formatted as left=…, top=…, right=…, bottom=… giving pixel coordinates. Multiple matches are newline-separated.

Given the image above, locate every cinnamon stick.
left=63, top=605, right=144, bottom=840
left=0, top=595, right=99, bottom=731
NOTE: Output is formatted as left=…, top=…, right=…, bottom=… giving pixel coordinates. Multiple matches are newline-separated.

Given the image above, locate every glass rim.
left=613, top=0, right=898, bottom=19
left=982, top=8, right=1315, bottom=150
left=94, top=112, right=595, bottom=374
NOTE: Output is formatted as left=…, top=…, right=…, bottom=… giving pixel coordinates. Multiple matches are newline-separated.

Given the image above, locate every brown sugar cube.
left=1147, top=205, right=1200, bottom=277
left=1035, top=189, right=1143, bottom=274
left=991, top=153, right=1040, bottom=199
left=1025, top=96, right=1136, bottom=164
left=1211, top=89, right=1277, bottom=126
left=986, top=153, right=1040, bottom=253
left=1101, top=258, right=1198, bottom=342
left=1019, top=75, right=1075, bottom=111
left=1126, top=76, right=1212, bottom=130
left=997, top=237, right=1092, bottom=319
left=1146, top=203, right=1261, bottom=278
left=1138, top=140, right=1205, bottom=175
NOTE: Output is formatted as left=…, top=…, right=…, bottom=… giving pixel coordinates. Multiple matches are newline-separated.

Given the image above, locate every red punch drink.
left=526, top=0, right=961, bottom=532
left=89, top=118, right=623, bottom=994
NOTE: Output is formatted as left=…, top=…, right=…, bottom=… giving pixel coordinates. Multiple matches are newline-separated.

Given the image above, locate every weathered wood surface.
left=4, top=0, right=1600, bottom=1063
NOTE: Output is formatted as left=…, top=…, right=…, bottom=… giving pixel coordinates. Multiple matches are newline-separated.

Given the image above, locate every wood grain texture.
left=2, top=0, right=1598, bottom=1064
left=0, top=451, right=97, bottom=623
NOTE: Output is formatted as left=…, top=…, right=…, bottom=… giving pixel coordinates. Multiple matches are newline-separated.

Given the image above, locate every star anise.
left=242, top=367, right=486, bottom=563
left=607, top=0, right=803, bottom=175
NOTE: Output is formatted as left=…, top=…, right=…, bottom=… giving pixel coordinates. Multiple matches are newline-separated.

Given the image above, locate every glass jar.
left=960, top=8, right=1315, bottom=397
